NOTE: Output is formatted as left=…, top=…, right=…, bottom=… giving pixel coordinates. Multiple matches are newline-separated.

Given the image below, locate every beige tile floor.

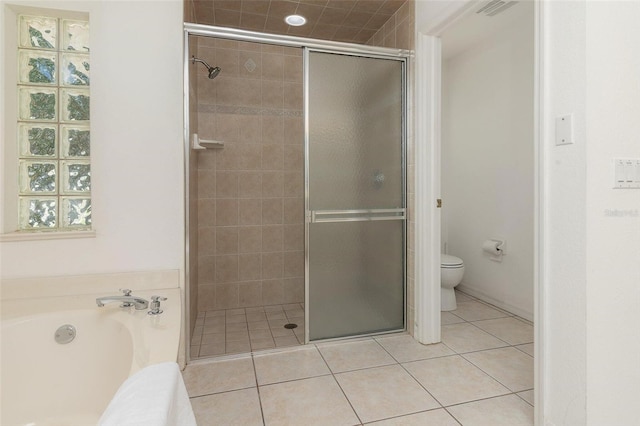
left=191, top=303, right=305, bottom=358
left=183, top=292, right=534, bottom=425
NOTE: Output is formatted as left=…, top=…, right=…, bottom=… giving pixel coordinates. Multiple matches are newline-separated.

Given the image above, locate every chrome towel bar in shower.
left=309, top=208, right=406, bottom=223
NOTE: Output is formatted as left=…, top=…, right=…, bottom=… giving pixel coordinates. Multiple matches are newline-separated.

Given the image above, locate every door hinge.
left=436, top=199, right=442, bottom=208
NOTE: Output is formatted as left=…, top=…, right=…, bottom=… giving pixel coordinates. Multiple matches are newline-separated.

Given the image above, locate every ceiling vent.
left=476, top=0, right=518, bottom=16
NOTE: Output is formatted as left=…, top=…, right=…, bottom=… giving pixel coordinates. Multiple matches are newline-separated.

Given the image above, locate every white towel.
left=98, top=362, right=196, bottom=426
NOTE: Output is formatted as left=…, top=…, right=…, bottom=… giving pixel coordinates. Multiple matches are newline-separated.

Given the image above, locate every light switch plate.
left=555, top=115, right=574, bottom=145
left=613, top=158, right=640, bottom=189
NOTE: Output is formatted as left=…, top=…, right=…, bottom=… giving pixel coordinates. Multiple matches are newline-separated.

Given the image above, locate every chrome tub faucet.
left=96, top=289, right=149, bottom=310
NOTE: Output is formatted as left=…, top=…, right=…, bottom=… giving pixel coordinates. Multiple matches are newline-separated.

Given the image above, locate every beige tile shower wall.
left=195, top=38, right=304, bottom=311
left=184, top=0, right=195, bottom=23
left=367, top=1, right=416, bottom=335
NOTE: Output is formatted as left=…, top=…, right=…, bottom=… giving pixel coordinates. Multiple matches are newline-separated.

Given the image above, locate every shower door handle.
left=309, top=208, right=406, bottom=223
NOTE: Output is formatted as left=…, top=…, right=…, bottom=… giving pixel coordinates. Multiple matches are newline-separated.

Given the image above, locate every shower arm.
left=191, top=56, right=211, bottom=69
left=191, top=56, right=221, bottom=79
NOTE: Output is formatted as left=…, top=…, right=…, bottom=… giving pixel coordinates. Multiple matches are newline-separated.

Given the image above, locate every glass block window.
left=17, top=14, right=91, bottom=231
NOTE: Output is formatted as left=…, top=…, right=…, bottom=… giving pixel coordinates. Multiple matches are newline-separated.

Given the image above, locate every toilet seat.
left=441, top=254, right=463, bottom=268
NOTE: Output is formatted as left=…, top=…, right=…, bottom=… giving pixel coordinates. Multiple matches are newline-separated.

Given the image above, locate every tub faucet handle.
left=116, top=289, right=135, bottom=307
left=148, top=295, right=167, bottom=315
left=119, top=288, right=133, bottom=308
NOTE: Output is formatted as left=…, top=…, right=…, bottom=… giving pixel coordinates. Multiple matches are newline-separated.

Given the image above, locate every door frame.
left=413, top=1, right=544, bottom=424
left=413, top=32, right=442, bottom=345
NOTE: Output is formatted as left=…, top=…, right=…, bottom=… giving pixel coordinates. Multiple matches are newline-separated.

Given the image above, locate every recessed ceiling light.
left=285, top=14, right=307, bottom=26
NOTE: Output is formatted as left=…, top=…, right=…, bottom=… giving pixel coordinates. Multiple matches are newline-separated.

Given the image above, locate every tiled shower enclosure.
left=189, top=36, right=306, bottom=353
left=187, top=2, right=415, bottom=357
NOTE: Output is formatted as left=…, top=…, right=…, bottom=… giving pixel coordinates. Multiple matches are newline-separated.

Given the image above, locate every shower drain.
left=284, top=323, right=298, bottom=329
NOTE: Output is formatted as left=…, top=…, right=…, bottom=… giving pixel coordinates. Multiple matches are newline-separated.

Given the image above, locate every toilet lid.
left=441, top=254, right=463, bottom=267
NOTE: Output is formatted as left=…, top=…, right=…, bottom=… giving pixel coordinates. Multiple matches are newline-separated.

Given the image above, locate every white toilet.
left=441, top=254, right=465, bottom=311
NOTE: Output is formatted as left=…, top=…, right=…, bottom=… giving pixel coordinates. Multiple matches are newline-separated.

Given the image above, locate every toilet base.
left=441, top=287, right=457, bottom=311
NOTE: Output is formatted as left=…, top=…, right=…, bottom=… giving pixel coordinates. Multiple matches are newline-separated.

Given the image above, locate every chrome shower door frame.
left=183, top=24, right=410, bottom=360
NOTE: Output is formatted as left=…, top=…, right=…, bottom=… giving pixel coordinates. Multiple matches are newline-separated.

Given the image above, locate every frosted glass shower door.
left=307, top=51, right=406, bottom=341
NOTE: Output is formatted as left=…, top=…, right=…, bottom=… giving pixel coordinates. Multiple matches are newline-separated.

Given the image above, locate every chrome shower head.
left=208, top=66, right=221, bottom=79
left=191, top=56, right=221, bottom=79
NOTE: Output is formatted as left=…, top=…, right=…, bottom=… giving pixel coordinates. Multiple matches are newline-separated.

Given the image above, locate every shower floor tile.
left=190, top=303, right=305, bottom=358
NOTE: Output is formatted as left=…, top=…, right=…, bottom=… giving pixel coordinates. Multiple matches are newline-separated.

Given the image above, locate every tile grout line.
left=188, top=383, right=257, bottom=400
left=514, top=344, right=535, bottom=357
left=441, top=326, right=510, bottom=355
left=250, top=352, right=267, bottom=426
left=460, top=346, right=534, bottom=396
left=314, top=343, right=365, bottom=426
left=441, top=390, right=534, bottom=409
left=442, top=314, right=534, bottom=358
left=461, top=329, right=533, bottom=353
left=448, top=342, right=530, bottom=357
left=371, top=336, right=404, bottom=364
left=358, top=408, right=464, bottom=426
left=442, top=295, right=533, bottom=356
left=371, top=337, right=450, bottom=419
left=515, top=389, right=535, bottom=407
left=393, top=354, right=472, bottom=426
left=442, top=308, right=537, bottom=409
left=466, top=320, right=531, bottom=350
left=392, top=350, right=448, bottom=410
left=471, top=315, right=530, bottom=325
left=441, top=407, right=465, bottom=426
left=457, top=352, right=521, bottom=394
left=256, top=371, right=334, bottom=388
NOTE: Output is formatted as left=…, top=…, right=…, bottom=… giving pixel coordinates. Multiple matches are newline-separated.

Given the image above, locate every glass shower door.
left=306, top=50, right=406, bottom=341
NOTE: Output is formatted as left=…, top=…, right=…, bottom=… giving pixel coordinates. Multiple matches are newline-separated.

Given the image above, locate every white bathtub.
left=1, top=288, right=181, bottom=426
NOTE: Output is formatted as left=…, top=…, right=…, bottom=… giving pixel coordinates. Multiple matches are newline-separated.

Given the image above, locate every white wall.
left=418, top=0, right=640, bottom=424
left=542, top=1, right=588, bottom=423
left=441, top=6, right=534, bottom=319
left=543, top=2, right=640, bottom=425
left=0, top=0, right=184, bottom=279
left=584, top=1, right=640, bottom=424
